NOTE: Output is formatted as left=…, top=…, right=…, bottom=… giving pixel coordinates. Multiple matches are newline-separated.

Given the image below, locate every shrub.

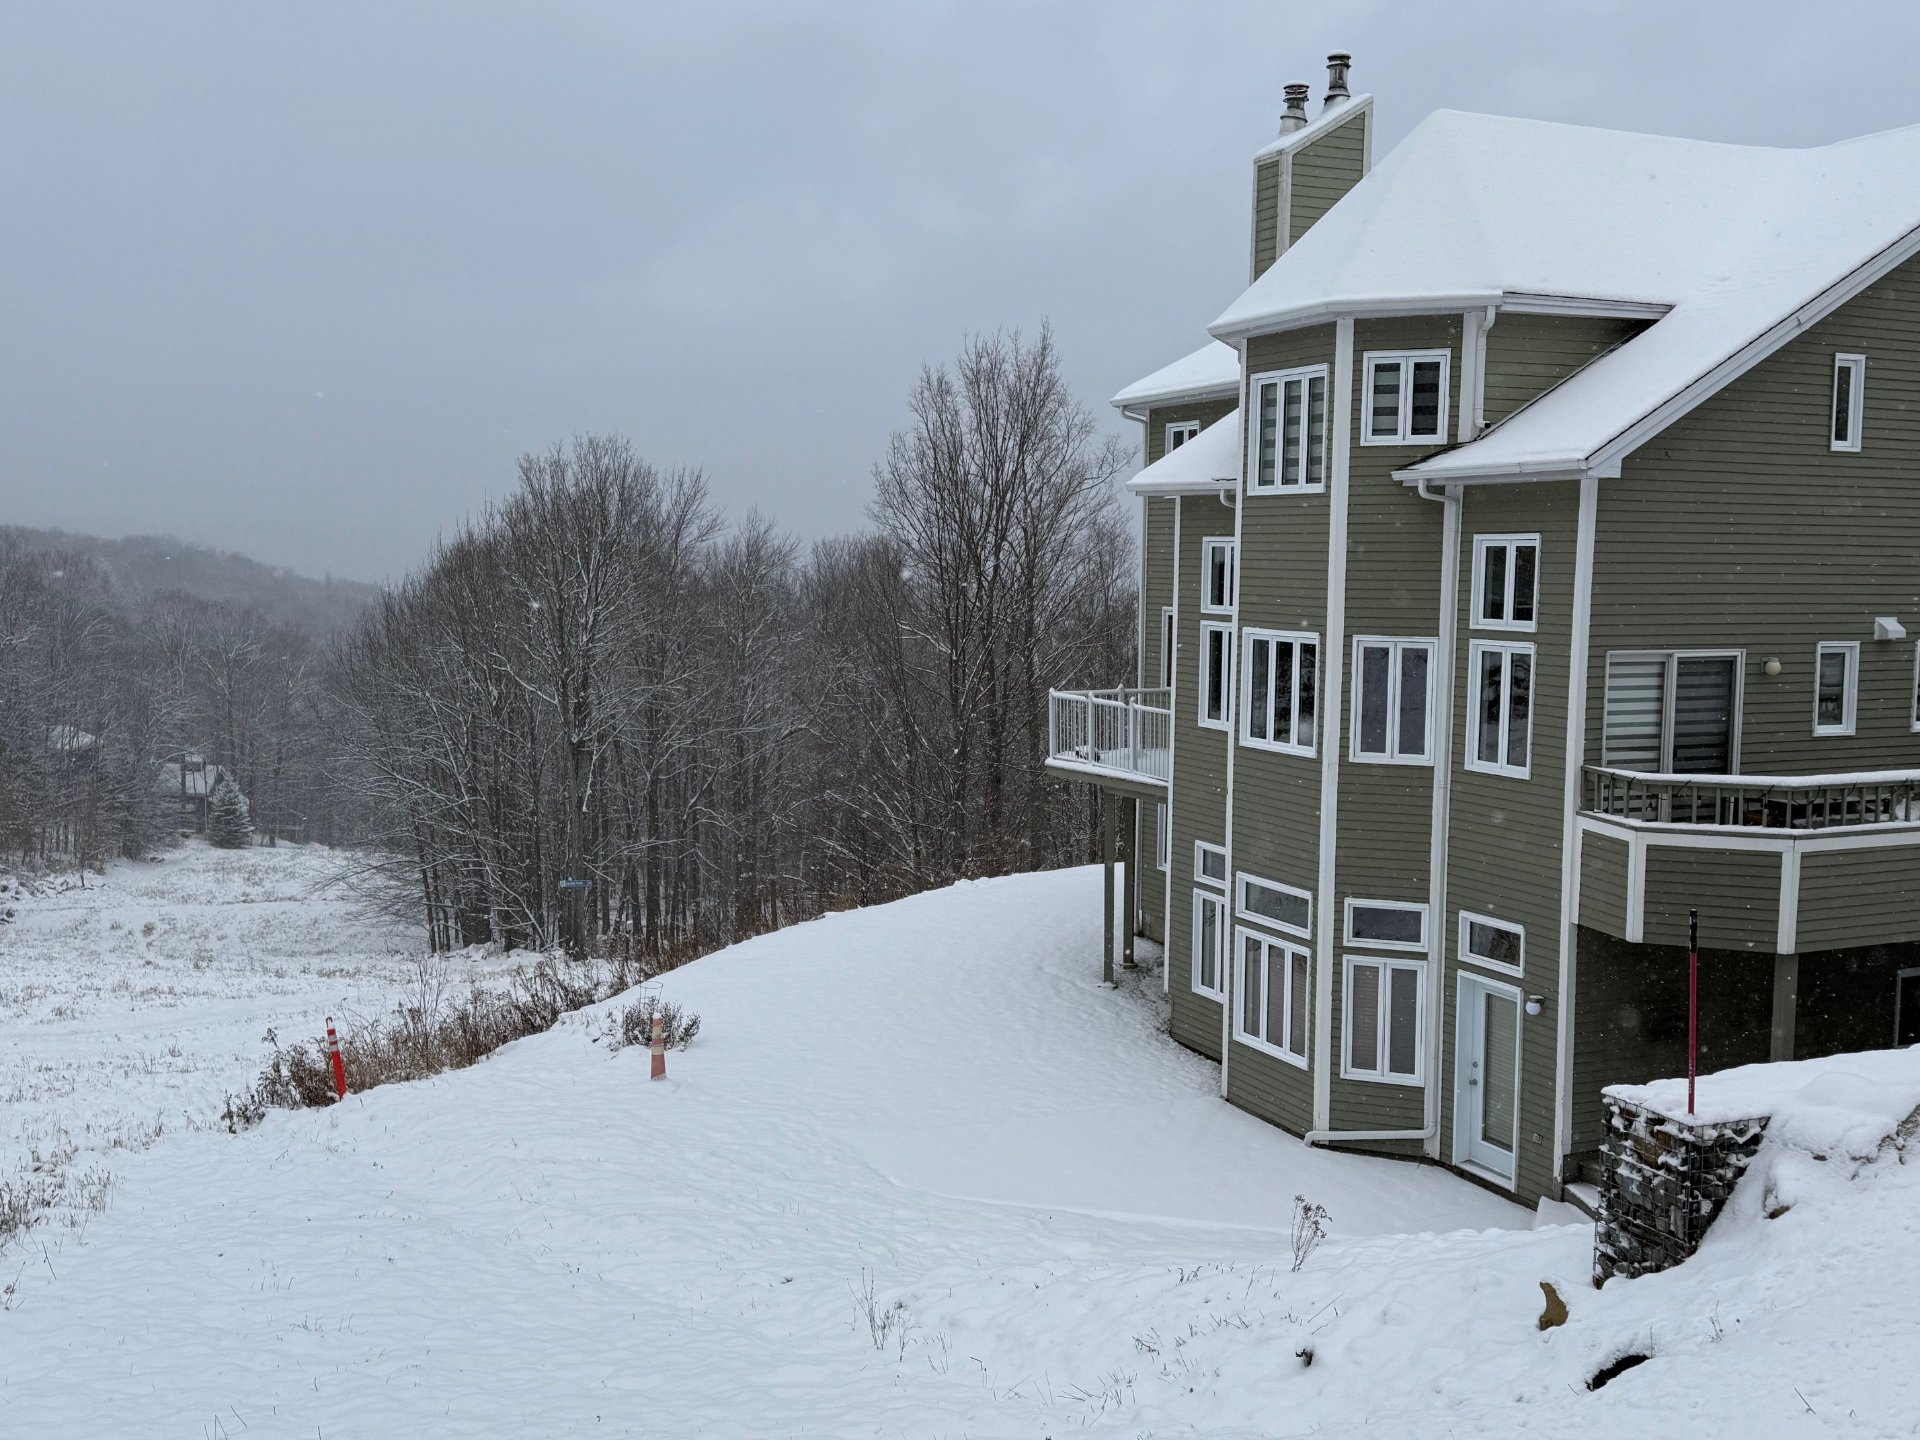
left=607, top=994, right=701, bottom=1052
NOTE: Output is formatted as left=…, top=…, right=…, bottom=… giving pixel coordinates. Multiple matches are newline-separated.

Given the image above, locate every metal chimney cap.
left=1324, top=52, right=1352, bottom=109
left=1280, top=83, right=1312, bottom=133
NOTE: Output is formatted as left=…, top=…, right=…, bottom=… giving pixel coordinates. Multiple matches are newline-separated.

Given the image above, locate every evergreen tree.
left=207, top=775, right=253, bottom=849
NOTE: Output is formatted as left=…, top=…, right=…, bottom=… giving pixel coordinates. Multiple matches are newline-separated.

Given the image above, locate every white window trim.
left=1153, top=802, right=1169, bottom=871
left=1200, top=537, right=1236, bottom=616
left=1360, top=349, right=1451, bottom=446
left=1236, top=871, right=1313, bottom=940
left=1466, top=639, right=1536, bottom=780
left=1340, top=954, right=1428, bottom=1085
left=1599, top=648, right=1746, bottom=774
left=1239, top=627, right=1319, bottom=757
left=1165, top=419, right=1202, bottom=453
left=1159, top=606, right=1175, bottom=690
left=1813, top=640, right=1859, bottom=737
left=1470, top=534, right=1541, bottom=634
left=1458, top=908, right=1525, bottom=980
left=1910, top=643, right=1920, bottom=734
left=1348, top=635, right=1437, bottom=766
left=1193, top=840, right=1228, bottom=890
left=1234, top=926, right=1311, bottom=1068
left=1342, top=897, right=1429, bottom=952
left=1191, top=889, right=1228, bottom=1001
left=1198, top=621, right=1233, bottom=731
left=1245, top=364, right=1331, bottom=494
left=1831, top=353, right=1865, bottom=453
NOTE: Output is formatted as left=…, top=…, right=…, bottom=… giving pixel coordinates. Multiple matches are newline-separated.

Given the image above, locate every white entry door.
left=1456, top=973, right=1522, bottom=1185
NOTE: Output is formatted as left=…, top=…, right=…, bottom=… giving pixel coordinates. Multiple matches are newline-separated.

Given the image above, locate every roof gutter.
left=1109, top=384, right=1240, bottom=414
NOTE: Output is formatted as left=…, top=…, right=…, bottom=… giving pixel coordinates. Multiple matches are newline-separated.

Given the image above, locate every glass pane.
left=1481, top=544, right=1507, bottom=623
left=1206, top=631, right=1227, bottom=720
left=1476, top=650, right=1504, bottom=764
left=1197, top=897, right=1219, bottom=989
left=1243, top=936, right=1262, bottom=1035
left=1369, top=361, right=1401, bottom=438
left=1244, top=880, right=1309, bottom=933
left=1198, top=845, right=1226, bottom=882
left=1466, top=919, right=1522, bottom=968
left=1387, top=967, right=1420, bottom=1076
left=1289, top=952, right=1309, bottom=1055
left=1298, top=643, right=1317, bottom=747
left=1602, top=654, right=1668, bottom=770
left=1271, top=641, right=1292, bottom=744
left=1352, top=904, right=1422, bottom=945
left=1305, top=375, right=1327, bottom=484
left=1266, top=954, right=1288, bottom=1048
left=1348, top=963, right=1380, bottom=1073
left=1479, top=990, right=1518, bottom=1153
left=1834, top=365, right=1854, bottom=444
left=1282, top=380, right=1303, bottom=487
left=1507, top=650, right=1532, bottom=769
left=1397, top=646, right=1429, bottom=758
left=1256, top=382, right=1278, bottom=488
left=1817, top=650, right=1848, bottom=725
left=1358, top=644, right=1391, bottom=754
left=1672, top=655, right=1737, bottom=774
left=1248, top=637, right=1270, bottom=739
left=1512, top=545, right=1536, bottom=624
left=1207, top=548, right=1225, bottom=608
left=1409, top=360, right=1442, bottom=437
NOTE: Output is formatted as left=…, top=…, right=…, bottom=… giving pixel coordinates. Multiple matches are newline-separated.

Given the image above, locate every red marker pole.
left=1686, top=909, right=1699, bottom=1117
left=326, top=1016, right=348, bottom=1101
left=650, top=1010, right=667, bottom=1081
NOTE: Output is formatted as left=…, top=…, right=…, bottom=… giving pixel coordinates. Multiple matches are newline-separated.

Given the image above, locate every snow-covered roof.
left=1250, top=94, right=1372, bottom=162
left=1209, top=109, right=1920, bottom=482
left=1126, top=409, right=1240, bottom=496
left=1110, top=341, right=1240, bottom=411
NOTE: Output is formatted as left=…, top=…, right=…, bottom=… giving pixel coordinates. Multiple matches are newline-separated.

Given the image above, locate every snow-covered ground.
left=0, top=841, right=518, bottom=1253
left=3, top=863, right=1915, bottom=1435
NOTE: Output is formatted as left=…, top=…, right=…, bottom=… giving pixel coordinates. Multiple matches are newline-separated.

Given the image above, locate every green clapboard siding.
left=1481, top=314, right=1648, bottom=427
left=1640, top=845, right=1781, bottom=951
left=1796, top=845, right=1920, bottom=950
left=1251, top=157, right=1281, bottom=280
left=1577, top=830, right=1630, bottom=937
left=1167, top=495, right=1237, bottom=1059
left=1146, top=399, right=1238, bottom=467
left=1288, top=112, right=1367, bottom=245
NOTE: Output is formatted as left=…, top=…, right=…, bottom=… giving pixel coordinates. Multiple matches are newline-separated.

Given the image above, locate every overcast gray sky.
left=5, top=1, right=1919, bottom=583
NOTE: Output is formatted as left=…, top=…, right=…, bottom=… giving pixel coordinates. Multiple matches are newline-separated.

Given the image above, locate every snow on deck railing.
left=1047, top=688, right=1171, bottom=783
left=1584, top=764, right=1920, bottom=830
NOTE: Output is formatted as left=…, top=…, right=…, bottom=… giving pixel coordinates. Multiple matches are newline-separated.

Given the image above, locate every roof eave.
left=1126, top=477, right=1238, bottom=497
left=1108, top=380, right=1241, bottom=413
left=1210, top=292, right=1667, bottom=346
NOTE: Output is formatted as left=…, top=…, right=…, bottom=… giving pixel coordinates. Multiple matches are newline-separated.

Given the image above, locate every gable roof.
left=1110, top=341, right=1240, bottom=411
left=1208, top=109, right=1920, bottom=482
left=1126, top=409, right=1240, bottom=495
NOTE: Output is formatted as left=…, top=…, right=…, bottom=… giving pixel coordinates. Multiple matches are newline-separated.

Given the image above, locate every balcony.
left=1045, top=687, right=1172, bottom=789
left=1577, top=765, right=1920, bottom=954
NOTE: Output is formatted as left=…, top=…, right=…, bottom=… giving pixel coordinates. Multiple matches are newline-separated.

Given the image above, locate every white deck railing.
left=1583, top=764, right=1920, bottom=830
left=1047, top=687, right=1172, bottom=784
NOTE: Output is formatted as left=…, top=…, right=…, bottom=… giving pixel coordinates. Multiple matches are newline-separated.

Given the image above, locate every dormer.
left=1249, top=54, right=1373, bottom=282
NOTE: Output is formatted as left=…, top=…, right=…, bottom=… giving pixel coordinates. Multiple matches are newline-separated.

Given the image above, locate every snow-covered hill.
left=2, top=864, right=1913, bottom=1435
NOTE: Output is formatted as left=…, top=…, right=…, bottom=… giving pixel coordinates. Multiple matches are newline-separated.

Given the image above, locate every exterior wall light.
left=1525, top=994, right=1544, bottom=1017
left=1762, top=657, right=1783, bottom=677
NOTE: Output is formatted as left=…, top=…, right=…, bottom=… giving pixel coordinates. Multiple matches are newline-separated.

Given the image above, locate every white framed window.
left=1459, top=909, right=1525, bottom=979
left=1198, top=622, right=1233, bottom=730
left=1240, top=628, right=1318, bottom=756
left=1601, top=650, right=1743, bottom=775
left=1193, top=840, right=1228, bottom=888
left=1343, top=898, right=1428, bottom=952
left=1831, top=353, right=1865, bottom=452
left=1166, top=419, right=1202, bottom=453
left=1350, top=637, right=1435, bottom=764
left=1236, top=927, right=1310, bottom=1066
left=1159, top=606, right=1175, bottom=689
left=1471, top=535, right=1540, bottom=632
left=1200, top=537, right=1236, bottom=615
left=1362, top=351, right=1449, bottom=445
left=1192, top=890, right=1228, bottom=1000
left=1154, top=802, right=1169, bottom=871
left=1813, top=641, right=1859, bottom=737
left=1468, top=640, right=1534, bottom=778
left=1342, top=956, right=1426, bottom=1083
left=1247, top=366, right=1329, bottom=493
left=1236, top=872, right=1312, bottom=939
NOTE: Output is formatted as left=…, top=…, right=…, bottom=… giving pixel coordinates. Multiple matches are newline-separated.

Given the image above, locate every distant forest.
left=1, top=327, right=1139, bottom=956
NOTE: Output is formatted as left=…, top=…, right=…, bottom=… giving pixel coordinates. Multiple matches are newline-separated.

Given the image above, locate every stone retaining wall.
left=1592, top=1093, right=1767, bottom=1285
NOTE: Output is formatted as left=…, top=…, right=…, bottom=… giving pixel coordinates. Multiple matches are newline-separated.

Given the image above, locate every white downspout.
left=1164, top=496, right=1181, bottom=995
left=1220, top=343, right=1249, bottom=1097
